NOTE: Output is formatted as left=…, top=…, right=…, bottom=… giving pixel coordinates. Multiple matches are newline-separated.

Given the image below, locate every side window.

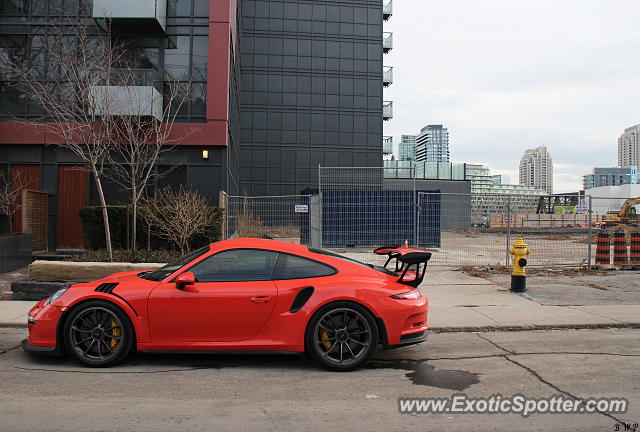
left=272, top=254, right=336, bottom=280
left=189, top=249, right=279, bottom=282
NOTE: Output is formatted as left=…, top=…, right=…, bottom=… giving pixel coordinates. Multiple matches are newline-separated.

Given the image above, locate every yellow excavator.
left=602, top=197, right=640, bottom=228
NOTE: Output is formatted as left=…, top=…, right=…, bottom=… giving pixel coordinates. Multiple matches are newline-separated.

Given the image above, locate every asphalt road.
left=0, top=327, right=638, bottom=432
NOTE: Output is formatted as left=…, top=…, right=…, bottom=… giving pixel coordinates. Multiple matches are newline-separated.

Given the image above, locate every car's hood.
left=93, top=270, right=152, bottom=284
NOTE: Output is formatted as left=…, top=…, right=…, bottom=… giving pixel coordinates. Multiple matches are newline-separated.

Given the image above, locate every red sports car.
left=23, top=239, right=430, bottom=371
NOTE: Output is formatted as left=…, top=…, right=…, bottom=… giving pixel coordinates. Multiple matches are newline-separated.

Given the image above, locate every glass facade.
left=239, top=0, right=385, bottom=196
left=583, top=166, right=639, bottom=190
left=398, top=134, right=416, bottom=161
left=0, top=0, right=210, bottom=122
left=383, top=160, right=467, bottom=181
left=415, top=124, right=450, bottom=163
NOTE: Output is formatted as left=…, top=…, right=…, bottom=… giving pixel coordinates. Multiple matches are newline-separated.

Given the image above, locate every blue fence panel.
left=319, top=190, right=441, bottom=248
left=417, top=192, right=442, bottom=248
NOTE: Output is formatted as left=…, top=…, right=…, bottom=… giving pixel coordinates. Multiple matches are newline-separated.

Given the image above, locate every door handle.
left=250, top=295, right=272, bottom=304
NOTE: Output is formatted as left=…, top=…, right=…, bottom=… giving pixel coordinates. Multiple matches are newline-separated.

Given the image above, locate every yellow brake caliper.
left=110, top=320, right=121, bottom=350
left=320, top=329, right=332, bottom=350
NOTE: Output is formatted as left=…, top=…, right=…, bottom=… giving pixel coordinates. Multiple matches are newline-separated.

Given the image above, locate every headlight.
left=45, top=288, right=69, bottom=305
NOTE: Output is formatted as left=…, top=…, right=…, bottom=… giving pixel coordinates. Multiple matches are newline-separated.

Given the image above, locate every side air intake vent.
left=289, top=287, right=314, bottom=314
left=95, top=283, right=119, bottom=294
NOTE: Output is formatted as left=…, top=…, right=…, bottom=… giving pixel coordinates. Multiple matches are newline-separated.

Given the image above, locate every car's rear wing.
left=373, top=246, right=432, bottom=288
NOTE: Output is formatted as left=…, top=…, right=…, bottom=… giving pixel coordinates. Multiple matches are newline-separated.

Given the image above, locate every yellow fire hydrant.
left=509, top=237, right=530, bottom=292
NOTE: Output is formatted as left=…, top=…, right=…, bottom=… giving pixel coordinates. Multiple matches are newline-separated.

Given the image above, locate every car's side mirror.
left=175, top=272, right=196, bottom=290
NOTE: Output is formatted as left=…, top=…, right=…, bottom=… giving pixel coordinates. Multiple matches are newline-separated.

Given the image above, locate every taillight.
left=390, top=288, right=422, bottom=300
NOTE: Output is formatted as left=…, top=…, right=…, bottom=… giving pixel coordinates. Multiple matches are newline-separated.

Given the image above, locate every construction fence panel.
left=506, top=194, right=592, bottom=268
left=416, top=192, right=506, bottom=267
left=413, top=192, right=594, bottom=268
left=318, top=167, right=418, bottom=265
left=224, top=195, right=313, bottom=245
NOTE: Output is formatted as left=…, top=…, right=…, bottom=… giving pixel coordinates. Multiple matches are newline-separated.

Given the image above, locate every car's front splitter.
left=21, top=339, right=63, bottom=356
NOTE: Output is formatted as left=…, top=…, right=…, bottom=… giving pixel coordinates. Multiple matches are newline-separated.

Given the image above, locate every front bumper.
left=21, top=339, right=63, bottom=356
left=25, top=299, right=64, bottom=352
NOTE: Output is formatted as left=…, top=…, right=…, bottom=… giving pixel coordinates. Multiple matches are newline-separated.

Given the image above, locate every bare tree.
left=103, top=65, right=194, bottom=251
left=0, top=170, right=25, bottom=233
left=140, top=186, right=218, bottom=255
left=2, top=12, right=128, bottom=259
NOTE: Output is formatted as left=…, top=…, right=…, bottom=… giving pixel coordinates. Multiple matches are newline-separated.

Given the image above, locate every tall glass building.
left=415, top=124, right=450, bottom=163
left=398, top=134, right=416, bottom=161
left=519, top=146, right=553, bottom=195
left=239, top=0, right=388, bottom=195
left=619, top=124, right=640, bottom=168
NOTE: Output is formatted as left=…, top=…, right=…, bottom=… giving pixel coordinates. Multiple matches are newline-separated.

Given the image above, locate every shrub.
left=79, top=206, right=223, bottom=251
left=67, top=249, right=182, bottom=263
left=79, top=206, right=128, bottom=250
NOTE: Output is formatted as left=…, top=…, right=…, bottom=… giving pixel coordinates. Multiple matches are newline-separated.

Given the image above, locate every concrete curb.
left=3, top=322, right=640, bottom=332
left=429, top=323, right=640, bottom=333
left=0, top=322, right=27, bottom=329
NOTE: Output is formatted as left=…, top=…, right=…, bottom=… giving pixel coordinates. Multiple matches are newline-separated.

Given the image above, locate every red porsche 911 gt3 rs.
left=23, top=239, right=430, bottom=371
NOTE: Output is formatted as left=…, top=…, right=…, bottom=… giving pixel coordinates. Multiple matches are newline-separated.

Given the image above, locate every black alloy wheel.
left=306, top=302, right=378, bottom=371
left=63, top=301, right=134, bottom=367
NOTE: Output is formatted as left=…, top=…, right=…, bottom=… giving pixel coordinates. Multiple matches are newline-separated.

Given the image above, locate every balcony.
left=93, top=0, right=167, bottom=33
left=383, top=66, right=393, bottom=87
left=383, top=32, right=393, bottom=53
left=383, top=0, right=393, bottom=21
left=383, top=101, right=393, bottom=121
left=383, top=136, right=393, bottom=154
left=91, top=69, right=163, bottom=121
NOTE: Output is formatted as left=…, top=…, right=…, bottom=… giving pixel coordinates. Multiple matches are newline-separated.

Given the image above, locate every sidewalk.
left=0, top=301, right=36, bottom=327
left=1, top=269, right=640, bottom=330
left=423, top=269, right=640, bottom=331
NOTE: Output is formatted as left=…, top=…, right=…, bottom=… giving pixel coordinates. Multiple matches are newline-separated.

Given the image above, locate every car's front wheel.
left=63, top=300, right=135, bottom=367
left=305, top=302, right=378, bottom=371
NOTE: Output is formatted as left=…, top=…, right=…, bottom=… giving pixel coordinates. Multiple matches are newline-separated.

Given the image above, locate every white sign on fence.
left=294, top=205, right=309, bottom=213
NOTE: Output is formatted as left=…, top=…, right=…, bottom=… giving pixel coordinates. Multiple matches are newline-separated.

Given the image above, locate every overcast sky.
left=383, top=0, right=640, bottom=192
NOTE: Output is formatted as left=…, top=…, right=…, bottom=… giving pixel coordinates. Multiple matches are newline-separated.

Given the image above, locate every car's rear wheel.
left=305, top=302, right=378, bottom=371
left=63, top=300, right=134, bottom=367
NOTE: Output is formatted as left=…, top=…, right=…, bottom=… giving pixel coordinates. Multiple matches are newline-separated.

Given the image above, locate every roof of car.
left=212, top=238, right=310, bottom=254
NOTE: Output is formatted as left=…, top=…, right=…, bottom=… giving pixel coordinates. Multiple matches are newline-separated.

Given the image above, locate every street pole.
left=506, top=196, right=512, bottom=266
left=587, top=196, right=593, bottom=269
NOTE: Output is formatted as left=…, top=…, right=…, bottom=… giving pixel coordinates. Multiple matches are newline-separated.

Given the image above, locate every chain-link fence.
left=421, top=192, right=593, bottom=267
left=222, top=194, right=315, bottom=245
left=221, top=168, right=640, bottom=268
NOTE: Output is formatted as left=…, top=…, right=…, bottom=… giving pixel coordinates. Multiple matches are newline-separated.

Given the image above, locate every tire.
left=63, top=300, right=135, bottom=367
left=305, top=301, right=379, bottom=371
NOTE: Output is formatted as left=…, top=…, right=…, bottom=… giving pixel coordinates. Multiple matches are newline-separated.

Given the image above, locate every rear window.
left=309, top=248, right=398, bottom=276
left=272, top=253, right=336, bottom=280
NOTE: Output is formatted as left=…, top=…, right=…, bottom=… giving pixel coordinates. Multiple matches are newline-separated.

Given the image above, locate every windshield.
left=138, top=246, right=210, bottom=282
left=309, top=248, right=397, bottom=276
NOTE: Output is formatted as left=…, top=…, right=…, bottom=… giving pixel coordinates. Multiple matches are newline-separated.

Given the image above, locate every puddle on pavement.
left=367, top=360, right=480, bottom=391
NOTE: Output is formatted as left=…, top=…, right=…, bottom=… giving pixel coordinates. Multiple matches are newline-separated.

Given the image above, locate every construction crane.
left=602, top=197, right=640, bottom=228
